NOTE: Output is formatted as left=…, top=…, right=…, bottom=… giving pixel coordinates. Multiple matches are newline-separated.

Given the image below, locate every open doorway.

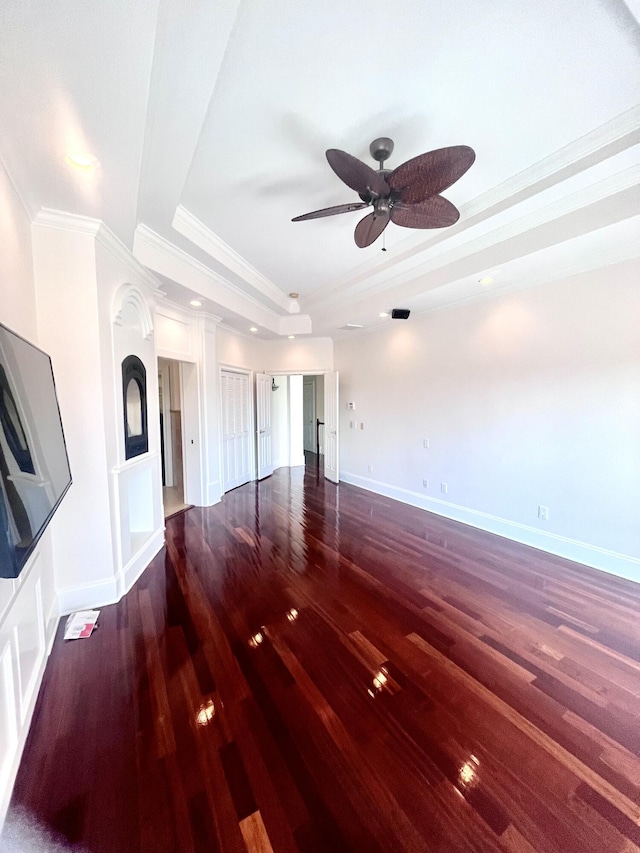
left=270, top=371, right=338, bottom=481
left=158, top=357, right=188, bottom=518
left=303, top=375, right=324, bottom=469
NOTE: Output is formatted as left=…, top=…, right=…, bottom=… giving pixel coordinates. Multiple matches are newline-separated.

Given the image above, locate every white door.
left=221, top=369, right=252, bottom=493
left=256, top=373, right=274, bottom=480
left=303, top=377, right=316, bottom=452
left=324, top=370, right=339, bottom=483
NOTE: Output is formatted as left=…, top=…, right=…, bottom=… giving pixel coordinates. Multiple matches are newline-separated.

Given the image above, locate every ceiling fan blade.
left=391, top=195, right=460, bottom=229
left=326, top=149, right=389, bottom=198
left=388, top=145, right=475, bottom=205
left=292, top=201, right=369, bottom=221
left=354, top=209, right=390, bottom=248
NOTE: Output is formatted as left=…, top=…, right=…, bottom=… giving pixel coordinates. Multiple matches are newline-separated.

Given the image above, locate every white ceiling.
left=1, top=0, right=639, bottom=339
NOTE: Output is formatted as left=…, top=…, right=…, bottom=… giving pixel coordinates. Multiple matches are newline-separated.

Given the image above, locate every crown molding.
left=135, top=223, right=313, bottom=336
left=33, top=209, right=161, bottom=292
left=155, top=294, right=222, bottom=328
left=135, top=224, right=281, bottom=319
left=308, top=104, right=640, bottom=309
left=414, top=241, right=640, bottom=322
left=314, top=162, right=640, bottom=326
left=331, top=221, right=640, bottom=340
left=173, top=205, right=291, bottom=312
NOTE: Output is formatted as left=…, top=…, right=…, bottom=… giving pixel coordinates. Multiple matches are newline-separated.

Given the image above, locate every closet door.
left=221, top=370, right=252, bottom=493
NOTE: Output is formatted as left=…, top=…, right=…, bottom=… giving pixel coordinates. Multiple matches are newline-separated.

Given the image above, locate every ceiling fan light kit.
left=293, top=137, right=475, bottom=248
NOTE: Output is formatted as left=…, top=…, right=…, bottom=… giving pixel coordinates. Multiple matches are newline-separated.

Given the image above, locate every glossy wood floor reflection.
left=10, top=466, right=640, bottom=852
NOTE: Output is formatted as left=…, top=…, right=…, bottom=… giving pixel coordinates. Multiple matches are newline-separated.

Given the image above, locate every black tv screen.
left=0, top=322, right=72, bottom=578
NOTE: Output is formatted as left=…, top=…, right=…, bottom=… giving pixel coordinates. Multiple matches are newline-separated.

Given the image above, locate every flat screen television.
left=0, top=322, right=72, bottom=578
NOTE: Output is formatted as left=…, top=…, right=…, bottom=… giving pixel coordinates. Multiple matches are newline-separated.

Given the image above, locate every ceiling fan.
left=292, top=137, right=475, bottom=248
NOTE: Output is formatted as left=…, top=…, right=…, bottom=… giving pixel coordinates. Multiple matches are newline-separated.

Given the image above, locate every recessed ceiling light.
left=190, top=299, right=202, bottom=307
left=478, top=276, right=495, bottom=285
left=65, top=152, right=99, bottom=171
left=249, top=327, right=258, bottom=333
left=288, top=335, right=295, bottom=340
left=346, top=323, right=364, bottom=329
left=288, top=292, right=299, bottom=299
left=378, top=312, right=389, bottom=318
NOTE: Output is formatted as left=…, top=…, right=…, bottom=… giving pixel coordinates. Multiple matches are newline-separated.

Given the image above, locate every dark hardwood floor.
left=7, top=466, right=640, bottom=852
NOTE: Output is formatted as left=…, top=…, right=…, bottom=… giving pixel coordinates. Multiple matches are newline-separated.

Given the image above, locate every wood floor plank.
left=7, top=463, right=640, bottom=851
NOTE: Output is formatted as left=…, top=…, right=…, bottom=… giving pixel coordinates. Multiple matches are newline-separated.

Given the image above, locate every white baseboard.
left=119, top=528, right=165, bottom=598
left=56, top=528, right=165, bottom=616
left=340, top=471, right=640, bottom=584
left=55, top=576, right=119, bottom=618
left=206, top=480, right=221, bottom=506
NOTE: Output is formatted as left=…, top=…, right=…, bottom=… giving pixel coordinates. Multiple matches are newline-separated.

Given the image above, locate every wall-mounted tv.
left=0, top=322, right=72, bottom=578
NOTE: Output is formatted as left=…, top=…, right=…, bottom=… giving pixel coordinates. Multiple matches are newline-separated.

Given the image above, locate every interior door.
left=303, top=377, right=316, bottom=452
left=256, top=373, right=274, bottom=480
left=221, top=369, right=252, bottom=493
left=324, top=370, right=339, bottom=483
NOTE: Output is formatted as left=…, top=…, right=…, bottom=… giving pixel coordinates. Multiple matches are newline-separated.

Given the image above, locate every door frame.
left=270, top=370, right=337, bottom=480
left=302, top=376, right=317, bottom=454
left=158, top=360, right=173, bottom=487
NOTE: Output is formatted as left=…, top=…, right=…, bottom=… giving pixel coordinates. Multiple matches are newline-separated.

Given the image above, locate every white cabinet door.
left=324, top=370, right=339, bottom=483
left=256, top=373, right=274, bottom=480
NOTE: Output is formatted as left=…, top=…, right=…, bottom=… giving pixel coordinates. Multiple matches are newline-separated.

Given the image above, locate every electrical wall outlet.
left=441, top=482, right=448, bottom=495
left=367, top=464, right=374, bottom=474
left=538, top=505, right=549, bottom=521
left=347, top=402, right=355, bottom=411
left=423, top=438, right=430, bottom=449
left=422, top=478, right=429, bottom=488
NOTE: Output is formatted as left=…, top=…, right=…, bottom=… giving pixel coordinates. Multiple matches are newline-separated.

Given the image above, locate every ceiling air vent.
left=391, top=308, right=410, bottom=319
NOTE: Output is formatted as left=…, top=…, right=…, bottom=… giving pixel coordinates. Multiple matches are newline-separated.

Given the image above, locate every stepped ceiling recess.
left=1, top=0, right=639, bottom=338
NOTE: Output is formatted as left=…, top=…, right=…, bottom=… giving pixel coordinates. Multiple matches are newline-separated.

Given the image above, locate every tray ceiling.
left=1, top=0, right=638, bottom=337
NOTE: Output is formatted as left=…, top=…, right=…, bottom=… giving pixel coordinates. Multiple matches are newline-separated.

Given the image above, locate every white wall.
left=0, top=167, right=37, bottom=341
left=32, top=224, right=165, bottom=612
left=263, top=337, right=333, bottom=374
left=32, top=227, right=117, bottom=608
left=335, top=259, right=640, bottom=581
left=216, top=326, right=263, bottom=370
left=0, top=163, right=59, bottom=825
left=289, top=376, right=304, bottom=467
